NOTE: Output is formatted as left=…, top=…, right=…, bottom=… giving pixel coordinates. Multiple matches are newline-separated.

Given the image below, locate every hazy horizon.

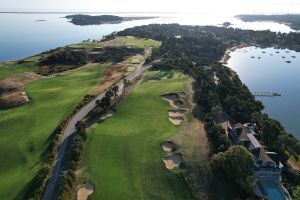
left=1, top=0, right=300, bottom=15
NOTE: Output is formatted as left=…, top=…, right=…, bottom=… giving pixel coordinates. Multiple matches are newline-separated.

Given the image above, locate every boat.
left=258, top=57, right=261, bottom=59
left=272, top=92, right=281, bottom=96
left=251, top=56, right=255, bottom=58
left=292, top=56, right=296, bottom=58
left=282, top=56, right=286, bottom=58
left=286, top=61, right=291, bottom=63
left=262, top=51, right=266, bottom=53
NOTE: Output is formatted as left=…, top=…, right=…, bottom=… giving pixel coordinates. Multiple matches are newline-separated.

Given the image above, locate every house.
left=230, top=123, right=283, bottom=178
left=229, top=123, right=291, bottom=200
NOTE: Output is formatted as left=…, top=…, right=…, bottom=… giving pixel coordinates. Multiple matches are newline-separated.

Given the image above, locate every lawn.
left=22, top=55, right=42, bottom=62
left=82, top=71, right=195, bottom=200
left=0, top=61, right=38, bottom=80
left=69, top=36, right=161, bottom=49
left=0, top=64, right=108, bottom=199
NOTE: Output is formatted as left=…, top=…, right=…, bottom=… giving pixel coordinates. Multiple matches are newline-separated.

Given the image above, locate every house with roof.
left=229, top=123, right=291, bottom=200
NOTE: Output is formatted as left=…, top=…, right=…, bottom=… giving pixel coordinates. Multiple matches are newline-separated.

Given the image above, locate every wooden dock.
left=252, top=92, right=281, bottom=97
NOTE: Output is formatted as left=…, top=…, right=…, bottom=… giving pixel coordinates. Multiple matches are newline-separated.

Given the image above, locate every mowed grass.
left=0, top=61, right=38, bottom=80
left=83, top=71, right=195, bottom=200
left=69, top=36, right=161, bottom=49
left=0, top=64, right=108, bottom=199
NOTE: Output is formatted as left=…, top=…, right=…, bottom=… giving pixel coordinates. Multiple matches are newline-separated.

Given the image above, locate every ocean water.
left=0, top=12, right=296, bottom=61
left=227, top=47, right=300, bottom=138
left=1, top=12, right=299, bottom=138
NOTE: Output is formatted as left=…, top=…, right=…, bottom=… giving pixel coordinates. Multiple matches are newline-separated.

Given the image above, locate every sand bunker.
left=161, top=92, right=186, bottom=108
left=0, top=91, right=29, bottom=109
left=77, top=182, right=95, bottom=200
left=0, top=72, right=41, bottom=109
left=169, top=116, right=184, bottom=125
left=168, top=109, right=186, bottom=125
left=168, top=109, right=186, bottom=117
left=161, top=93, right=187, bottom=125
left=162, top=141, right=176, bottom=152
left=163, top=153, right=183, bottom=170
left=161, top=93, right=180, bottom=101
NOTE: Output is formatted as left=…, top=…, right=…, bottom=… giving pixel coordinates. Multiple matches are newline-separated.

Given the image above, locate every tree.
left=105, top=89, right=114, bottom=99
left=75, top=121, right=86, bottom=132
left=111, top=85, right=119, bottom=100
left=211, top=146, right=255, bottom=194
left=122, top=78, right=130, bottom=94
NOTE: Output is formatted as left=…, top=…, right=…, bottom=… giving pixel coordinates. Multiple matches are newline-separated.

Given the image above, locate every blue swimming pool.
left=259, top=180, right=286, bottom=200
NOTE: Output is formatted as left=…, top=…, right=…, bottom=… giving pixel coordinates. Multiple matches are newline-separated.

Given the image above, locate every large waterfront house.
left=230, top=123, right=283, bottom=179
left=229, top=123, right=291, bottom=200
left=214, top=112, right=291, bottom=200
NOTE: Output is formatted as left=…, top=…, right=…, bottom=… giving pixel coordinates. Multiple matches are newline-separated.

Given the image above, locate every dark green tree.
left=211, top=146, right=255, bottom=194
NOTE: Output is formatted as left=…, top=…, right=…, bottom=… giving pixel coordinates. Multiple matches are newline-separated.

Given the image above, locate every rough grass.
left=69, top=36, right=161, bottom=49
left=0, top=64, right=108, bottom=199
left=82, top=71, right=195, bottom=200
left=126, top=66, right=136, bottom=72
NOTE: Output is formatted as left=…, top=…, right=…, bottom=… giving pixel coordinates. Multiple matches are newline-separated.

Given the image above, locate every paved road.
left=42, top=64, right=152, bottom=200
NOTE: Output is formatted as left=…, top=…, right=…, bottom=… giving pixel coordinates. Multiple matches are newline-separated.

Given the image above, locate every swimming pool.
left=259, top=180, right=286, bottom=200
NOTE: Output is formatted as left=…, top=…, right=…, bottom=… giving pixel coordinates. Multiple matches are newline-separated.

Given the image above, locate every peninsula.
left=236, top=14, right=300, bottom=30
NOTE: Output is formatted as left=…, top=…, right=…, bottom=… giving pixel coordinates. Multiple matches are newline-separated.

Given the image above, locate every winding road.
left=42, top=64, right=152, bottom=200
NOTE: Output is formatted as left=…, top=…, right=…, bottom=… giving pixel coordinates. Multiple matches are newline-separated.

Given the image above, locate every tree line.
left=116, top=24, right=300, bottom=198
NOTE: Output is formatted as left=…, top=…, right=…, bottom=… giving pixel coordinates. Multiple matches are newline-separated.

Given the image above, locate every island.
left=35, top=19, right=46, bottom=22
left=236, top=14, right=300, bottom=30
left=65, top=14, right=157, bottom=25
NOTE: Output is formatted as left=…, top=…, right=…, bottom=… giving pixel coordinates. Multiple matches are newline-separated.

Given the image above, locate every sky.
left=1, top=0, right=300, bottom=14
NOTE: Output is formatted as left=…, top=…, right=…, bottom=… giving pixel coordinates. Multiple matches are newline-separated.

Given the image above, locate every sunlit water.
left=0, top=12, right=297, bottom=61
left=1, top=12, right=299, bottom=138
left=227, top=47, right=300, bottom=138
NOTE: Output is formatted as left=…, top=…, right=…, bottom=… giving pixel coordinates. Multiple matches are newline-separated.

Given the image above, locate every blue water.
left=228, top=47, right=300, bottom=139
left=260, top=180, right=285, bottom=200
left=1, top=12, right=299, bottom=138
left=0, top=12, right=296, bottom=61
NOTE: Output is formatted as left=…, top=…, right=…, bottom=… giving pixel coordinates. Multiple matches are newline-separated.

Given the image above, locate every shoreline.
left=219, top=44, right=248, bottom=64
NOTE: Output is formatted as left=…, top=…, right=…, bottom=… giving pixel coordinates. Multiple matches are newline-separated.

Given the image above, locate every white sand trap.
left=164, top=99, right=184, bottom=108
left=168, top=109, right=187, bottom=117
left=161, top=93, right=185, bottom=108
left=162, top=141, right=176, bottom=152
left=169, top=116, right=184, bottom=125
left=77, top=182, right=95, bottom=200
left=160, top=93, right=180, bottom=101
left=163, top=153, right=183, bottom=169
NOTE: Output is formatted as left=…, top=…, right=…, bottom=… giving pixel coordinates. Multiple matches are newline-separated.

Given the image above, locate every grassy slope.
left=69, top=36, right=161, bottom=49
left=83, top=72, right=195, bottom=200
left=0, top=64, right=108, bottom=199
left=0, top=61, right=38, bottom=80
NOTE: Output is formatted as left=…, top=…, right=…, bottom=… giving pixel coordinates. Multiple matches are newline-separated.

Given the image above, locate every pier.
left=252, top=92, right=281, bottom=97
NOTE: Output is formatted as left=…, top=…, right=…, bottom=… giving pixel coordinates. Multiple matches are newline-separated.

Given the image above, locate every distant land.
left=236, top=14, right=300, bottom=30
left=65, top=14, right=157, bottom=25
